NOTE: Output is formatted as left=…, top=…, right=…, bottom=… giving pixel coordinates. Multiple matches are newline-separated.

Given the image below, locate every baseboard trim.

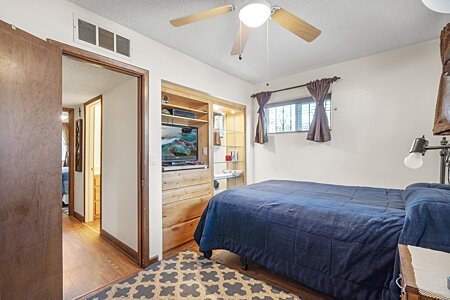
left=100, top=229, right=139, bottom=263
left=144, top=255, right=158, bottom=268
left=73, top=211, right=85, bottom=223
left=75, top=270, right=139, bottom=300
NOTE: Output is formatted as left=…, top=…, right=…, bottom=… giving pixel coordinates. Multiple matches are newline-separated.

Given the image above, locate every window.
left=266, top=94, right=331, bottom=133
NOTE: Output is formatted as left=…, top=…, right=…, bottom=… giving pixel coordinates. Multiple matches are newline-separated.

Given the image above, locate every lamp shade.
left=422, top=0, right=450, bottom=13
left=404, top=152, right=424, bottom=169
left=239, top=0, right=272, bottom=28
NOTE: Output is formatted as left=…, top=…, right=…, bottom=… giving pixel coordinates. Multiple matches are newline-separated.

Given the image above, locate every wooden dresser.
left=398, top=244, right=450, bottom=300
left=162, top=168, right=212, bottom=251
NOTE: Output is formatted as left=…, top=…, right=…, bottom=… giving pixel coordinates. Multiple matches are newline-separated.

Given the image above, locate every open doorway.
left=84, top=97, right=102, bottom=231
left=61, top=53, right=145, bottom=299
left=61, top=107, right=75, bottom=216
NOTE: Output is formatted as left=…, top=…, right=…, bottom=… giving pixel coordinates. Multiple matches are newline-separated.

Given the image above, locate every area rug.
left=87, top=251, right=300, bottom=300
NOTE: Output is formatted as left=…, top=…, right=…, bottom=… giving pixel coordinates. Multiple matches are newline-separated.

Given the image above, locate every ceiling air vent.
left=78, top=19, right=96, bottom=45
left=74, top=15, right=132, bottom=59
left=116, top=35, right=131, bottom=57
left=98, top=27, right=115, bottom=52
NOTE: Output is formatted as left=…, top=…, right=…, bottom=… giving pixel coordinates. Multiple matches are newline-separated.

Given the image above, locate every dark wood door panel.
left=0, top=20, right=62, bottom=299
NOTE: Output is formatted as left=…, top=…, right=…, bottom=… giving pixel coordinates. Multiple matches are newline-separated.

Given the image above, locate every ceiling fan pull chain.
left=266, top=20, right=269, bottom=87
left=239, top=21, right=243, bottom=60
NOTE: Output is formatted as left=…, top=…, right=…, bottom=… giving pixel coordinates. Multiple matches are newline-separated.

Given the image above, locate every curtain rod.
left=251, top=76, right=341, bottom=98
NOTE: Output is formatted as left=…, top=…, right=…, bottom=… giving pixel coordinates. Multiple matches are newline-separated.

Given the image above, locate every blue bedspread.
left=194, top=180, right=450, bottom=300
left=62, top=167, right=69, bottom=196
left=400, top=183, right=450, bottom=253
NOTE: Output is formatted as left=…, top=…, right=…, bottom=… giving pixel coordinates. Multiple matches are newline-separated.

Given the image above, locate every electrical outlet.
left=150, top=155, right=157, bottom=165
left=203, top=147, right=208, bottom=156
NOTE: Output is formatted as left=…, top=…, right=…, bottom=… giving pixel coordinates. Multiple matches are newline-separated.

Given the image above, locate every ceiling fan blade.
left=271, top=7, right=321, bottom=42
left=170, top=5, right=235, bottom=27
left=231, top=23, right=251, bottom=55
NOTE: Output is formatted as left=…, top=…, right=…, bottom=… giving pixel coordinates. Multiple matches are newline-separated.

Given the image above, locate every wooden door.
left=0, top=21, right=62, bottom=299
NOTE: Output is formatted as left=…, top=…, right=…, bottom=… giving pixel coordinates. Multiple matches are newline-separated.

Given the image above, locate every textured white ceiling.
left=68, top=0, right=450, bottom=83
left=62, top=56, right=133, bottom=107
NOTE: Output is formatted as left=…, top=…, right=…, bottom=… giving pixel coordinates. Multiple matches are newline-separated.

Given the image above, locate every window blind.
left=266, top=94, right=331, bottom=133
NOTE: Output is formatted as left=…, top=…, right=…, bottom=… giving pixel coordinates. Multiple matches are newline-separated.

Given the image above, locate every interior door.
left=0, top=21, right=62, bottom=299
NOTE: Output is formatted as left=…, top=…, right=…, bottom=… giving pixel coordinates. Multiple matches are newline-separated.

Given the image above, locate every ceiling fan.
left=170, top=0, right=321, bottom=58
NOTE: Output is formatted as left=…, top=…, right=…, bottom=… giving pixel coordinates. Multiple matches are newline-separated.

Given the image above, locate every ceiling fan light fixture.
left=239, top=0, right=271, bottom=28
left=422, top=0, right=450, bottom=13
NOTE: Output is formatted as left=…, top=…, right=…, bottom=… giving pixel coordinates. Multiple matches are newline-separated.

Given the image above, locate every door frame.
left=83, top=96, right=103, bottom=225
left=51, top=40, right=152, bottom=268
left=62, top=107, right=75, bottom=216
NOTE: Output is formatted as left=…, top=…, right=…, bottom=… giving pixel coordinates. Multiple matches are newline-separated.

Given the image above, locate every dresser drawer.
left=162, top=169, right=211, bottom=191
left=163, top=194, right=211, bottom=228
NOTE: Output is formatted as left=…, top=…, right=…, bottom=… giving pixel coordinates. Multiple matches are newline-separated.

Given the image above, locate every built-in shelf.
left=213, top=145, right=244, bottom=148
left=162, top=103, right=208, bottom=114
left=212, top=129, right=244, bottom=134
left=161, top=114, right=208, bottom=124
left=162, top=164, right=208, bottom=172
left=213, top=161, right=244, bottom=164
left=214, top=173, right=243, bottom=180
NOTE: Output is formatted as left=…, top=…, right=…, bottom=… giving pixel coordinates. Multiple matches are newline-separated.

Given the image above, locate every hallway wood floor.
left=63, top=214, right=140, bottom=300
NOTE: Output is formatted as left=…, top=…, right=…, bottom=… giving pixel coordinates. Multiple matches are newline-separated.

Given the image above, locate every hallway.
left=63, top=215, right=141, bottom=299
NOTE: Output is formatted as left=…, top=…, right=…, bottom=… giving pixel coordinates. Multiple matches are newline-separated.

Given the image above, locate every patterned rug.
left=87, top=251, right=300, bottom=300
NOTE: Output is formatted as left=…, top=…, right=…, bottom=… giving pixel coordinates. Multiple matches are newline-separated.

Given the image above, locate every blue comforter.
left=62, top=167, right=69, bottom=196
left=194, top=180, right=450, bottom=300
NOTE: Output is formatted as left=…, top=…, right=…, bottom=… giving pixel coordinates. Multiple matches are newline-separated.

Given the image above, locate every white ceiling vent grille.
left=74, top=14, right=132, bottom=60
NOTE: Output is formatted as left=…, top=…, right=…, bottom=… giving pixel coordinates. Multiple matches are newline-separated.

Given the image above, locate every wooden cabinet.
left=160, top=81, right=247, bottom=253
left=162, top=169, right=212, bottom=251
left=94, top=175, right=101, bottom=219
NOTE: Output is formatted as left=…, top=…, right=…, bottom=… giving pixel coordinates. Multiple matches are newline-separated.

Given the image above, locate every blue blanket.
left=194, top=180, right=450, bottom=300
left=400, top=183, right=450, bottom=253
left=62, top=167, right=69, bottom=196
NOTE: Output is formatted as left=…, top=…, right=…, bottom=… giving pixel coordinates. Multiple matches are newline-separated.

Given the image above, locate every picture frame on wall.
left=75, top=119, right=83, bottom=172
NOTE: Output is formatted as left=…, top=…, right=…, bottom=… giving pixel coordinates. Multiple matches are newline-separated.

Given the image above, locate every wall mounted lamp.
left=404, top=136, right=450, bottom=184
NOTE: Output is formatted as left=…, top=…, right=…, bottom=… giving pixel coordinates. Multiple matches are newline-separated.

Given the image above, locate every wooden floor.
left=63, top=214, right=141, bottom=300
left=164, top=240, right=335, bottom=300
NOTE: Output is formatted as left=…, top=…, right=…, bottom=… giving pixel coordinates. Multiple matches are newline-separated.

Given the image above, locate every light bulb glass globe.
left=239, top=0, right=272, bottom=28
left=404, top=152, right=424, bottom=169
left=422, top=0, right=450, bottom=13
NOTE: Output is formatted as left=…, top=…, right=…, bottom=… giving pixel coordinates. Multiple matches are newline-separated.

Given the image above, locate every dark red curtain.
left=254, top=91, right=272, bottom=144
left=433, top=23, right=450, bottom=135
left=306, top=78, right=334, bottom=142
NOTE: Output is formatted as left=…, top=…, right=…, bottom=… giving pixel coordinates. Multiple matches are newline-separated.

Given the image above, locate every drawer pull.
left=396, top=273, right=406, bottom=295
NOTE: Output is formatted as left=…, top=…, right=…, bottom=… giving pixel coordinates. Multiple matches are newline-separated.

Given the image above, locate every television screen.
left=161, top=124, right=198, bottom=163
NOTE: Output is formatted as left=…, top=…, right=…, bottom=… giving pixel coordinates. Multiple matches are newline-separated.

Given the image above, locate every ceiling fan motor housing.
left=239, top=0, right=272, bottom=28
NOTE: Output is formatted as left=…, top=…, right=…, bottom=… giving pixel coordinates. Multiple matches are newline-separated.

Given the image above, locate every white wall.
left=102, top=78, right=138, bottom=250
left=94, top=104, right=101, bottom=172
left=0, top=0, right=254, bottom=259
left=253, top=41, right=442, bottom=189
left=74, top=106, right=84, bottom=215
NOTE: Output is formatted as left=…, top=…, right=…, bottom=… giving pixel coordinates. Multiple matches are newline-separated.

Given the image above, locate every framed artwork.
left=75, top=119, right=83, bottom=172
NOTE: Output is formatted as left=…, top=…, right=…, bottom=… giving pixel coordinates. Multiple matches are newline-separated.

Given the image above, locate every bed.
left=194, top=180, right=450, bottom=300
left=62, top=166, right=69, bottom=205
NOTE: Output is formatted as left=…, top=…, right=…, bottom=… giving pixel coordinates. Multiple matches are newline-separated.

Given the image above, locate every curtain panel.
left=254, top=91, right=272, bottom=144
left=62, top=123, right=69, bottom=166
left=306, top=78, right=333, bottom=142
left=433, top=23, right=450, bottom=135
